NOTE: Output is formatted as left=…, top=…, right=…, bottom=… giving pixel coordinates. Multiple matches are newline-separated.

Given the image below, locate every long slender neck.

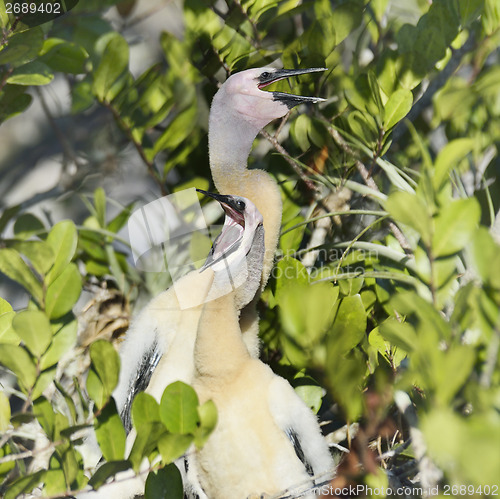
left=208, top=100, right=282, bottom=289
left=194, top=292, right=250, bottom=380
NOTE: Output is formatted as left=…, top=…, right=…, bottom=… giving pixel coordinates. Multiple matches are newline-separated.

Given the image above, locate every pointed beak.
left=258, top=67, right=326, bottom=109
left=196, top=189, right=245, bottom=226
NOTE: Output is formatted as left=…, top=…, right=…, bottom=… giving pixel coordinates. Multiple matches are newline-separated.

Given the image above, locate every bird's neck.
left=208, top=107, right=283, bottom=290
left=194, top=293, right=251, bottom=380
left=209, top=105, right=260, bottom=193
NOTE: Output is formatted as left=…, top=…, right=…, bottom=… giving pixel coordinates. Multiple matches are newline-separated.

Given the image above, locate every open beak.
left=258, top=67, right=327, bottom=109
left=197, top=189, right=245, bottom=271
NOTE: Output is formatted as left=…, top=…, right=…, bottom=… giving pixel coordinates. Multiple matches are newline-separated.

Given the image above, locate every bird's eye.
left=236, top=200, right=246, bottom=211
left=260, top=72, right=270, bottom=79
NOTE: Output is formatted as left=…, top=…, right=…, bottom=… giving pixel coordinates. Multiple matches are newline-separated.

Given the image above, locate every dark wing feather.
left=285, top=428, right=314, bottom=476
left=120, top=337, right=162, bottom=433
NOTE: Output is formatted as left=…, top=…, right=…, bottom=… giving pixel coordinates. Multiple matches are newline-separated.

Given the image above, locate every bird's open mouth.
left=257, top=67, right=326, bottom=108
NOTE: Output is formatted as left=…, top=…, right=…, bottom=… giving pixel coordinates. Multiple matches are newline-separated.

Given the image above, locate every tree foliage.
left=1, top=0, right=500, bottom=496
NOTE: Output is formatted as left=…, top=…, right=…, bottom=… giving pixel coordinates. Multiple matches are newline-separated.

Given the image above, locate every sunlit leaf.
left=46, top=220, right=78, bottom=285
left=12, top=310, right=52, bottom=358
left=45, top=263, right=82, bottom=319
left=159, top=381, right=199, bottom=435
left=95, top=399, right=126, bottom=461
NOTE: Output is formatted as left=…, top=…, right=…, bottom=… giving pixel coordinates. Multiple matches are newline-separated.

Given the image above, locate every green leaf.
left=470, top=227, right=500, bottom=288
left=279, top=281, right=338, bottom=348
left=194, top=399, right=217, bottom=448
left=144, top=464, right=184, bottom=499
left=45, top=263, right=82, bottom=319
left=383, top=89, right=413, bottom=130
left=94, top=187, right=107, bottom=228
left=13, top=213, right=45, bottom=239
left=32, top=365, right=58, bottom=399
left=4, top=469, right=46, bottom=499
left=0, top=344, right=36, bottom=392
left=433, top=138, right=475, bottom=191
left=432, top=198, right=480, bottom=257
left=328, top=294, right=366, bottom=357
left=0, top=84, right=32, bottom=122
left=40, top=319, right=77, bottom=370
left=10, top=241, right=55, bottom=276
left=128, top=422, right=166, bottom=470
left=41, top=38, right=88, bottom=74
left=95, top=399, right=126, bottom=461
left=131, top=392, right=161, bottom=427
left=385, top=191, right=431, bottom=246
left=379, top=317, right=417, bottom=353
left=291, top=114, right=312, bottom=152
left=157, top=433, right=193, bottom=464
left=293, top=373, right=324, bottom=414
left=0, top=248, right=43, bottom=303
left=86, top=369, right=105, bottom=410
left=0, top=27, right=44, bottom=66
left=7, top=61, right=54, bottom=86
left=89, top=340, right=121, bottom=404
left=33, top=396, right=56, bottom=439
left=159, top=381, right=199, bottom=435
left=88, top=460, right=132, bottom=490
left=153, top=102, right=198, bottom=155
left=0, top=391, right=11, bottom=431
left=46, top=220, right=78, bottom=285
left=331, top=1, right=363, bottom=45
left=93, top=33, right=129, bottom=101
left=12, top=310, right=52, bottom=358
left=0, top=298, right=17, bottom=345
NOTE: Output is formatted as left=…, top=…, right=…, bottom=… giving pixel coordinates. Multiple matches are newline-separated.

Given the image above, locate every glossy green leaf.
left=291, top=114, right=312, bottom=152
left=293, top=373, right=324, bottom=414
left=45, top=263, right=82, bottom=319
left=95, top=398, right=126, bottom=461
left=7, top=61, right=54, bottom=86
left=89, top=340, right=121, bottom=404
left=0, top=248, right=43, bottom=303
left=383, top=88, right=413, bottom=130
left=93, top=33, right=129, bottom=101
left=46, top=220, right=78, bottom=285
left=12, top=310, right=52, bottom=358
left=88, top=460, right=132, bottom=490
left=328, top=294, right=366, bottom=357
left=144, top=464, right=184, bottom=499
left=159, top=381, right=199, bottom=435
left=0, top=391, right=11, bottom=431
left=157, top=433, right=193, bottom=464
left=433, top=198, right=480, bottom=257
